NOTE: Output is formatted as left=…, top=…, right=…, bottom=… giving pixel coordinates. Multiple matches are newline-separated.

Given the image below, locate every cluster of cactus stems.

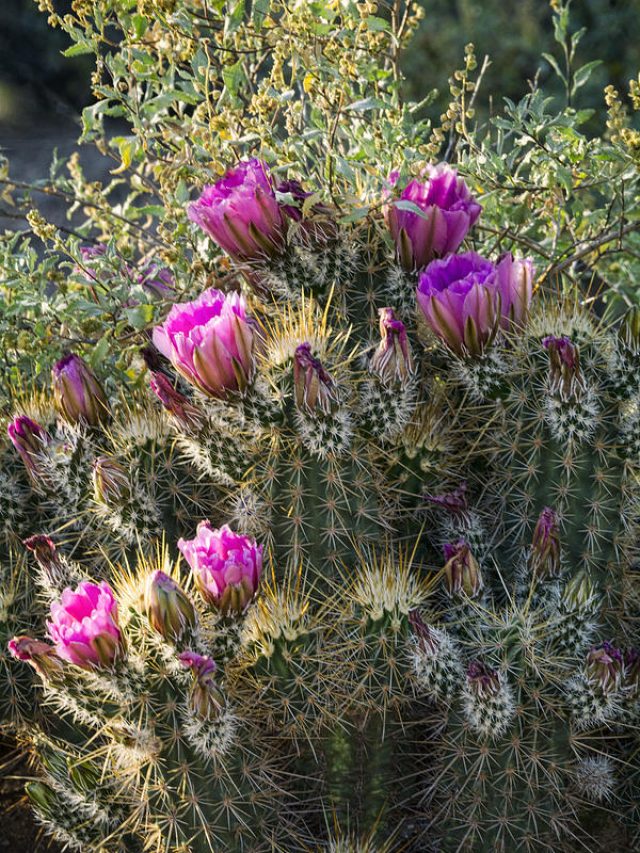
left=1, top=158, right=639, bottom=852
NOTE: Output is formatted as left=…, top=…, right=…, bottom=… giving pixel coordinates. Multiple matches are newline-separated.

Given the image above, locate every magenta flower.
left=386, top=164, right=482, bottom=271
left=188, top=159, right=285, bottom=261
left=7, top=415, right=50, bottom=484
left=178, top=521, right=263, bottom=614
left=417, top=251, right=533, bottom=356
left=152, top=288, right=255, bottom=398
left=47, top=581, right=121, bottom=669
left=52, top=354, right=110, bottom=427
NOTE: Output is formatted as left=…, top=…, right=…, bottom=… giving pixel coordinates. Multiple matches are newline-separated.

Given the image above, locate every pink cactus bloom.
left=152, top=288, right=255, bottom=398
left=417, top=251, right=533, bottom=356
left=386, top=164, right=482, bottom=271
left=47, top=581, right=121, bottom=669
left=178, top=522, right=263, bottom=614
left=188, top=159, right=285, bottom=261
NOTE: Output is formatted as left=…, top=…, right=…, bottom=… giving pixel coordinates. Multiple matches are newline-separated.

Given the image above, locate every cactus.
left=4, top=161, right=640, bottom=852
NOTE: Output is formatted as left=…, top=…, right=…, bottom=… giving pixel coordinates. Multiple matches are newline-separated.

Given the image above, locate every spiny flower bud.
left=529, top=506, right=561, bottom=579
left=408, top=609, right=439, bottom=655
left=561, top=571, right=596, bottom=612
left=7, top=415, right=50, bottom=485
left=93, top=456, right=130, bottom=506
left=466, top=659, right=501, bottom=698
left=370, top=308, right=414, bottom=387
left=52, top=353, right=110, bottom=427
left=443, top=539, right=483, bottom=599
left=587, top=641, right=624, bottom=695
left=144, top=571, right=196, bottom=642
left=293, top=343, right=336, bottom=415
left=24, top=535, right=66, bottom=588
left=619, top=306, right=640, bottom=354
left=149, top=372, right=205, bottom=432
left=7, top=635, right=63, bottom=680
left=179, top=651, right=225, bottom=721
left=423, top=482, right=468, bottom=514
left=542, top=335, right=584, bottom=401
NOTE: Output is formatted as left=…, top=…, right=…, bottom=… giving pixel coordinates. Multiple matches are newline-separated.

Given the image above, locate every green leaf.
left=572, top=61, right=602, bottom=94
left=252, top=0, right=270, bottom=31
left=62, top=41, right=95, bottom=57
left=345, top=97, right=387, bottom=112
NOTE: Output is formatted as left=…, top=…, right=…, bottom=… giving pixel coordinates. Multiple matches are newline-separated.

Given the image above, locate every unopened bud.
left=370, top=308, right=414, bottom=387
left=24, top=535, right=66, bottom=588
left=93, top=456, right=130, bottom=505
left=144, top=571, right=196, bottom=642
left=408, top=609, right=439, bottom=655
left=529, top=506, right=561, bottom=579
left=443, top=539, right=483, bottom=599
left=619, top=306, right=640, bottom=354
left=466, top=659, right=501, bottom=698
left=179, top=651, right=225, bottom=721
left=7, top=635, right=63, bottom=680
left=542, top=335, right=584, bottom=401
left=52, top=353, right=110, bottom=427
left=7, top=415, right=50, bottom=487
left=423, top=482, right=468, bottom=515
left=149, top=372, right=204, bottom=432
left=293, top=343, right=336, bottom=415
left=587, top=641, right=623, bottom=694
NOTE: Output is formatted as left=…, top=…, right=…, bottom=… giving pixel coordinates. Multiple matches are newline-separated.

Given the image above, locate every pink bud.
left=293, top=343, right=336, bottom=414
left=370, top=308, right=414, bottom=386
left=52, top=354, right=110, bottom=427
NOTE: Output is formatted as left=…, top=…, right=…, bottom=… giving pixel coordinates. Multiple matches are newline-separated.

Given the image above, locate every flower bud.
left=619, top=306, right=640, bottom=354
left=7, top=415, right=50, bottom=485
left=179, top=650, right=225, bottom=721
left=293, top=343, right=336, bottom=415
left=529, top=506, right=561, bottom=579
left=587, top=641, right=624, bottom=695
left=370, top=308, right=414, bottom=387
left=178, top=522, right=263, bottom=615
left=276, top=178, right=337, bottom=245
left=149, top=372, right=205, bottom=432
left=7, top=635, right=63, bottom=680
left=443, top=539, right=483, bottom=599
left=144, top=571, right=196, bottom=642
left=542, top=335, right=584, bottom=401
left=561, top=571, right=596, bottom=612
left=52, top=353, right=110, bottom=427
left=408, top=609, right=439, bottom=655
left=23, top=535, right=66, bottom=588
left=466, top=659, right=501, bottom=698
left=423, top=482, right=468, bottom=514
left=92, top=456, right=130, bottom=506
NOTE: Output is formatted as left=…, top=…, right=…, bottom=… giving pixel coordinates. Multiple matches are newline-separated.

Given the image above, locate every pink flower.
left=47, top=581, right=121, bottom=669
left=188, top=159, right=286, bottom=261
left=152, top=288, right=255, bottom=398
left=386, top=164, right=482, bottom=271
left=417, top=251, right=533, bottom=356
left=178, top=522, right=263, bottom=614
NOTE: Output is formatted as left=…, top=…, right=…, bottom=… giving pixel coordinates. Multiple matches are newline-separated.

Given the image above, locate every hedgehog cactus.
left=4, top=159, right=640, bottom=851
